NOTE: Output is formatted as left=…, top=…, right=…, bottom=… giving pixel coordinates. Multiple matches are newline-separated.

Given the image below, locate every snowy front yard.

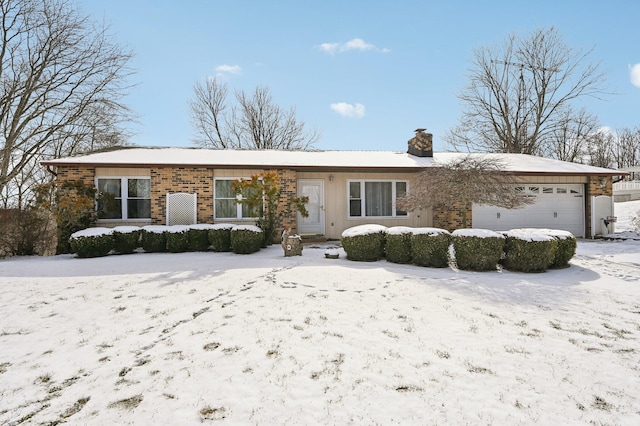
left=1, top=202, right=639, bottom=425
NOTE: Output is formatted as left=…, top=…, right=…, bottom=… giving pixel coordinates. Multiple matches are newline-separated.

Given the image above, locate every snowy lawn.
left=1, top=202, right=639, bottom=425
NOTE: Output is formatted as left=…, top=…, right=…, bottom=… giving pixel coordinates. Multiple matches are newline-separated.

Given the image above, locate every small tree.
left=398, top=155, right=533, bottom=228
left=232, top=171, right=308, bottom=246
left=35, top=180, right=97, bottom=254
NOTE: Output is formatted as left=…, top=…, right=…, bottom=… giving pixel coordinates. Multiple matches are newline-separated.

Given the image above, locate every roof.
left=41, top=147, right=626, bottom=176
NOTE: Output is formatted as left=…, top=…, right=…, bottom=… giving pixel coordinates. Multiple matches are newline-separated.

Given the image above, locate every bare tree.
left=189, top=77, right=319, bottom=150
left=398, top=155, right=533, bottom=228
left=611, top=127, right=640, bottom=169
left=189, top=78, right=229, bottom=148
left=446, top=27, right=606, bottom=157
left=544, top=107, right=599, bottom=163
left=585, top=128, right=614, bottom=168
left=0, top=0, right=134, bottom=204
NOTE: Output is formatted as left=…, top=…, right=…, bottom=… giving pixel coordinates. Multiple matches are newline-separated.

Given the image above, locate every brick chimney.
left=407, top=128, right=433, bottom=157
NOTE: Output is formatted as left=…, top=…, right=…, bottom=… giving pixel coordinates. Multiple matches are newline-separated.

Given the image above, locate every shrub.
left=452, top=229, right=505, bottom=271
left=501, top=230, right=558, bottom=272
left=0, top=209, right=53, bottom=258
left=112, top=226, right=141, bottom=254
left=341, top=224, right=387, bottom=262
left=141, top=226, right=167, bottom=252
left=208, top=224, right=235, bottom=252
left=43, top=180, right=97, bottom=254
left=410, top=228, right=452, bottom=268
left=514, top=228, right=576, bottom=268
left=550, top=232, right=577, bottom=268
left=230, top=225, right=263, bottom=254
left=189, top=224, right=216, bottom=251
left=385, top=227, right=413, bottom=264
left=166, top=225, right=190, bottom=253
left=69, top=228, right=114, bottom=258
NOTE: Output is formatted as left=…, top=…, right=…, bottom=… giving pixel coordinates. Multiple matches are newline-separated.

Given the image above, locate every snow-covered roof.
left=42, top=147, right=625, bottom=175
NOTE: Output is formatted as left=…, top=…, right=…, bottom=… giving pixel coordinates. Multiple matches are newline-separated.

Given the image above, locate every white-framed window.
left=348, top=180, right=408, bottom=218
left=96, top=177, right=151, bottom=220
left=214, top=178, right=261, bottom=220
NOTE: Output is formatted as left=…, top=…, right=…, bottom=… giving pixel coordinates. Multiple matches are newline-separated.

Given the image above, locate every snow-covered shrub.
left=141, top=226, right=167, bottom=252
left=452, top=229, right=505, bottom=271
left=166, top=225, right=190, bottom=253
left=341, top=224, right=387, bottom=262
left=188, top=224, right=215, bottom=251
left=501, top=230, right=557, bottom=272
left=208, top=224, right=235, bottom=252
left=385, top=227, right=413, bottom=264
left=230, top=225, right=263, bottom=254
left=112, top=226, right=141, bottom=254
left=513, top=228, right=576, bottom=268
left=69, top=228, right=114, bottom=258
left=410, top=228, right=451, bottom=268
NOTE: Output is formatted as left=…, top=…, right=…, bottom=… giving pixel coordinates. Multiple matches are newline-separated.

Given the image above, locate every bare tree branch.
left=189, top=77, right=318, bottom=150
left=0, top=0, right=134, bottom=204
left=446, top=27, right=607, bottom=158
left=398, top=155, right=533, bottom=227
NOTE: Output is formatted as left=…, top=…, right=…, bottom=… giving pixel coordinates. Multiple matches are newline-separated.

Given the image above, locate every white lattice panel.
left=166, top=192, right=197, bottom=225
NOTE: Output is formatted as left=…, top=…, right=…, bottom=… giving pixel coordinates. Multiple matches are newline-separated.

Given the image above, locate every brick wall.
left=432, top=202, right=472, bottom=232
left=276, top=169, right=299, bottom=234
left=56, top=166, right=95, bottom=187
left=150, top=167, right=214, bottom=224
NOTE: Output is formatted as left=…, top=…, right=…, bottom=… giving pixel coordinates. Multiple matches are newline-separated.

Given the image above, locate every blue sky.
left=82, top=0, right=640, bottom=152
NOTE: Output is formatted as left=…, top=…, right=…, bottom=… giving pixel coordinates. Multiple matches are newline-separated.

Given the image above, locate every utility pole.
left=490, top=60, right=560, bottom=153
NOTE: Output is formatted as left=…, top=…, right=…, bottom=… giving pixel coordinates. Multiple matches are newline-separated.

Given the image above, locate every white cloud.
left=330, top=102, right=366, bottom=118
left=318, top=38, right=389, bottom=55
left=630, top=63, right=640, bottom=88
left=215, top=64, right=242, bottom=75
left=319, top=42, right=340, bottom=54
left=342, top=38, right=375, bottom=52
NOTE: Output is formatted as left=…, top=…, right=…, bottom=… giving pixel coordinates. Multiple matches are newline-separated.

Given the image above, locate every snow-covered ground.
left=1, top=202, right=639, bottom=425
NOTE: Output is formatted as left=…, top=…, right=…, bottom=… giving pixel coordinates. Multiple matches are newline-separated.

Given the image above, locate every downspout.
left=45, top=165, right=58, bottom=177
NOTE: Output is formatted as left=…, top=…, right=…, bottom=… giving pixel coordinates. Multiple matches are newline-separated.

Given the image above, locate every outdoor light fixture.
left=329, top=174, right=334, bottom=183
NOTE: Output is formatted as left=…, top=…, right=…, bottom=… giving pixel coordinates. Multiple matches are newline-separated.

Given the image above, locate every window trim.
left=95, top=176, right=151, bottom=222
left=347, top=179, right=409, bottom=219
left=214, top=178, right=261, bottom=220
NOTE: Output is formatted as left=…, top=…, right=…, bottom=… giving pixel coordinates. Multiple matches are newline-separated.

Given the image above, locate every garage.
left=472, top=184, right=585, bottom=237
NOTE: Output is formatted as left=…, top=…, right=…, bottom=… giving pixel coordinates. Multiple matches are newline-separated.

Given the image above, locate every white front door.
left=298, top=179, right=325, bottom=235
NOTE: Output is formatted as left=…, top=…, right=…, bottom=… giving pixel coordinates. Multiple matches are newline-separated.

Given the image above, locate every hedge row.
left=340, top=225, right=576, bottom=272
left=69, top=224, right=263, bottom=258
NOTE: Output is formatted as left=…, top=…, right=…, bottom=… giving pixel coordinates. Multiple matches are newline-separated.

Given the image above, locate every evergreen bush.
left=208, top=224, right=235, bottom=252
left=341, top=224, right=387, bottom=262
left=452, top=229, right=505, bottom=271
left=188, top=224, right=215, bottom=251
left=141, top=226, right=167, bottom=252
left=385, top=227, right=413, bottom=264
left=513, top=228, right=576, bottom=268
left=501, top=230, right=557, bottom=272
left=410, top=228, right=452, bottom=268
left=230, top=225, right=263, bottom=254
left=112, top=226, right=141, bottom=254
left=550, top=233, right=577, bottom=268
left=69, top=228, right=114, bottom=258
left=166, top=225, right=190, bottom=253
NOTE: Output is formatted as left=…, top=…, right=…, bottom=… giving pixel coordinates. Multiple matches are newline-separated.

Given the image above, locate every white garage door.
left=472, top=184, right=585, bottom=237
